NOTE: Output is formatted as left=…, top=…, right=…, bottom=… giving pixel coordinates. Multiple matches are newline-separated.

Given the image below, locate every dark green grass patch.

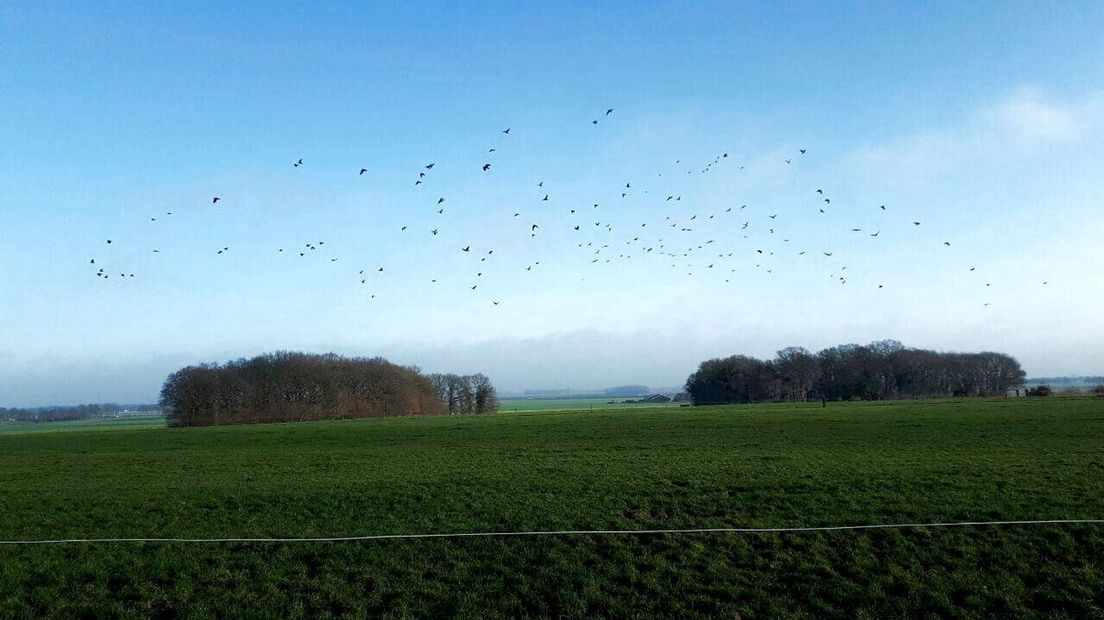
left=1, top=398, right=1102, bottom=618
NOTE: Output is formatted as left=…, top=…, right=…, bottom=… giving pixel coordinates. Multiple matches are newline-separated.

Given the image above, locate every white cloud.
left=848, top=88, right=1103, bottom=185
left=987, top=87, right=1084, bottom=144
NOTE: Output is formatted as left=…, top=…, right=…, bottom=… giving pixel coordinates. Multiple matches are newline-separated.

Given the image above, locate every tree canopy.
left=160, top=352, right=482, bottom=426
left=686, top=340, right=1025, bottom=404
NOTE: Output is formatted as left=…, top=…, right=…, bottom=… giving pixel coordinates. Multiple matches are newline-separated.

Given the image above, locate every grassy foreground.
left=1, top=398, right=1102, bottom=618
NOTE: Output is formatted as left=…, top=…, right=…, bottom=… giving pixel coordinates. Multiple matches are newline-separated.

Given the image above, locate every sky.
left=1, top=2, right=1103, bottom=406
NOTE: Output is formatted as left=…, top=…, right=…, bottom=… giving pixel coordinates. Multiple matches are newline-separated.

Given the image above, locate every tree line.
left=426, top=374, right=500, bottom=414
left=686, top=340, right=1026, bottom=404
left=0, top=403, right=159, bottom=423
left=160, top=352, right=497, bottom=427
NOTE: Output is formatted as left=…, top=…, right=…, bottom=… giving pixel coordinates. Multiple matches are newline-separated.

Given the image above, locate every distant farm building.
left=641, top=393, right=672, bottom=403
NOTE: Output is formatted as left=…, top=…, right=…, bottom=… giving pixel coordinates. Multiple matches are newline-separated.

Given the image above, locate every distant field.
left=0, top=415, right=166, bottom=435
left=1, top=398, right=1102, bottom=618
left=498, top=396, right=677, bottom=412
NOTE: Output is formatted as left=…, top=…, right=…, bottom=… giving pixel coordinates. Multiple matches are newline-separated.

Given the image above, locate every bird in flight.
left=294, top=158, right=303, bottom=168
left=359, top=168, right=367, bottom=175
left=212, top=197, right=220, bottom=204
left=462, top=246, right=470, bottom=252
left=482, top=164, right=491, bottom=171
left=425, top=163, right=435, bottom=169
left=606, top=108, right=614, bottom=116
left=438, top=197, right=445, bottom=204
left=502, top=128, right=510, bottom=135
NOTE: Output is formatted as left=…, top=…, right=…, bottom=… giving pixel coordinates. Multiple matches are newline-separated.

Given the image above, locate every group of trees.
left=0, top=403, right=158, bottom=423
left=686, top=340, right=1027, bottom=404
left=160, top=352, right=470, bottom=426
left=426, top=373, right=499, bottom=414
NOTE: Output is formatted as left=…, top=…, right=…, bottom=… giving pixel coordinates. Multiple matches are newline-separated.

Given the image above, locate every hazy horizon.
left=3, top=3, right=1103, bottom=407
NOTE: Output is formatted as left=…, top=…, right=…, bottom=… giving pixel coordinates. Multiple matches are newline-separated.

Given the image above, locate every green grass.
left=1, top=398, right=1102, bottom=618
left=498, top=396, right=674, bottom=412
left=0, top=415, right=166, bottom=435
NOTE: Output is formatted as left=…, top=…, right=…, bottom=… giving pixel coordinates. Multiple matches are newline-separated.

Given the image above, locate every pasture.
left=498, top=397, right=673, bottom=412
left=1, top=398, right=1102, bottom=618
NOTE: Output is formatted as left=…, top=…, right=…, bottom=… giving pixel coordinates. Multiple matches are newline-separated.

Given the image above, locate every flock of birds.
left=89, top=108, right=1046, bottom=308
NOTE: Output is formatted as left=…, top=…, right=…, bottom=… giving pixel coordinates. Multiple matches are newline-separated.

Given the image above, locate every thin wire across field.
left=2, top=518, right=1101, bottom=545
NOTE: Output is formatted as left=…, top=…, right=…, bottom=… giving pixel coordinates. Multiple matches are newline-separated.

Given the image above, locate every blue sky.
left=2, top=2, right=1103, bottom=406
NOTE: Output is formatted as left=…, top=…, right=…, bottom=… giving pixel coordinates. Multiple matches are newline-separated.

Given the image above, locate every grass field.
left=498, top=397, right=675, bottom=412
left=1, top=398, right=1102, bottom=618
left=0, top=415, right=166, bottom=435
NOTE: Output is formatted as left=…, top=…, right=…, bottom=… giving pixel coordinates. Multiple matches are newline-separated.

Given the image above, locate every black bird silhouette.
left=294, top=158, right=303, bottom=167
left=502, top=128, right=510, bottom=134
left=360, top=168, right=367, bottom=175
left=212, top=197, right=220, bottom=204
left=106, top=239, right=112, bottom=244
left=437, top=197, right=445, bottom=204
left=913, top=221, right=921, bottom=226
left=542, top=195, right=549, bottom=201
left=462, top=246, right=470, bottom=252
left=482, top=163, right=491, bottom=171
left=592, top=120, right=598, bottom=125
left=799, top=149, right=806, bottom=154
left=431, top=229, right=438, bottom=235
left=606, top=108, right=614, bottom=116
left=425, top=163, right=435, bottom=169
left=531, top=224, right=539, bottom=231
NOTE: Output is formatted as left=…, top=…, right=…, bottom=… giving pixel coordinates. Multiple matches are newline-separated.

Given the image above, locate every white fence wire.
left=1, top=518, right=1102, bottom=545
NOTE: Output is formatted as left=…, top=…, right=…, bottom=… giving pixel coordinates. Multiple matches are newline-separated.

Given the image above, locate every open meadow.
left=2, top=398, right=1103, bottom=618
